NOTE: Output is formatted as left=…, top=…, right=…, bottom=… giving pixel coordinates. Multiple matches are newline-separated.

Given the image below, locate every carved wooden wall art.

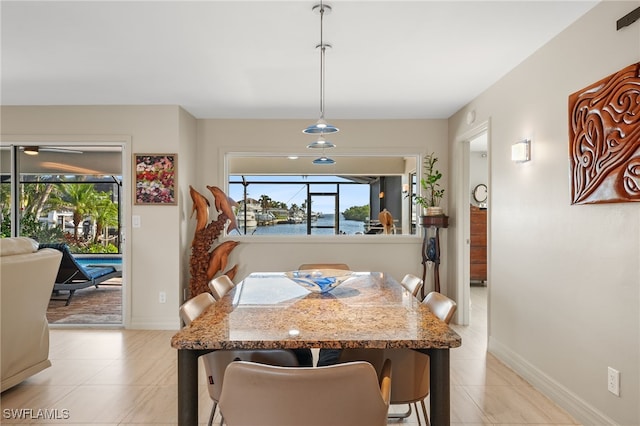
left=569, top=62, right=640, bottom=204
left=188, top=185, right=239, bottom=297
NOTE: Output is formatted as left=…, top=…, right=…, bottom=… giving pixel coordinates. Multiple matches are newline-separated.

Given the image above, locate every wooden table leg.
left=429, top=348, right=450, bottom=425
left=177, top=349, right=202, bottom=426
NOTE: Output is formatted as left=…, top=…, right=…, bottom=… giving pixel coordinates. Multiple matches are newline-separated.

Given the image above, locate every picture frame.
left=134, top=153, right=177, bottom=205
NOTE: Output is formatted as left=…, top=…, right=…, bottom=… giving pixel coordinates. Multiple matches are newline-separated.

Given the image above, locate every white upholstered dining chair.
left=339, top=291, right=457, bottom=426
left=178, top=293, right=300, bottom=426
left=208, top=274, right=236, bottom=300
left=423, top=290, right=457, bottom=324
left=218, top=359, right=392, bottom=426
left=400, top=273, right=424, bottom=299
left=179, top=292, right=215, bottom=326
left=298, top=262, right=350, bottom=271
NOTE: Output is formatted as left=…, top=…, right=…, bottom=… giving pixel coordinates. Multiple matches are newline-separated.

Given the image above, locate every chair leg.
left=387, top=403, right=412, bottom=420
left=207, top=401, right=217, bottom=426
left=65, top=289, right=76, bottom=306
left=420, top=399, right=430, bottom=426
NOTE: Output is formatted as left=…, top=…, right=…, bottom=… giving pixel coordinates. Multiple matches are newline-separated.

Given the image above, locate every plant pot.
left=426, top=206, right=443, bottom=216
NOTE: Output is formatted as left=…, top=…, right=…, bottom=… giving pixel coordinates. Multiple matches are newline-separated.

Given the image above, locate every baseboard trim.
left=488, top=337, right=617, bottom=426
left=128, top=319, right=180, bottom=330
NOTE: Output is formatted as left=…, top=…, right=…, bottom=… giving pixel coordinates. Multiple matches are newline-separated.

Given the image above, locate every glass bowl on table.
left=285, top=269, right=354, bottom=293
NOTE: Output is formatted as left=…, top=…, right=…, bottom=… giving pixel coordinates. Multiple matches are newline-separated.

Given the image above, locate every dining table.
left=171, top=271, right=462, bottom=425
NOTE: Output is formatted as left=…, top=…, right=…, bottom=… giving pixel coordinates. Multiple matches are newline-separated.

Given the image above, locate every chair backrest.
left=400, top=273, right=423, bottom=298
left=298, top=263, right=350, bottom=271
left=38, top=242, right=91, bottom=282
left=202, top=349, right=300, bottom=402
left=338, top=347, right=429, bottom=405
left=219, top=360, right=391, bottom=426
left=423, top=291, right=457, bottom=324
left=179, top=292, right=215, bottom=325
left=208, top=274, right=236, bottom=300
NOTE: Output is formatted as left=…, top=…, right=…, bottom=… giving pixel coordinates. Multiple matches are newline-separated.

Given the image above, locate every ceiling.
left=1, top=1, right=599, bottom=120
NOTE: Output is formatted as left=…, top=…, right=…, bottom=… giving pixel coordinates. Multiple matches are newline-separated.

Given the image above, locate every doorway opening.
left=455, top=124, right=489, bottom=327
left=0, top=143, right=126, bottom=326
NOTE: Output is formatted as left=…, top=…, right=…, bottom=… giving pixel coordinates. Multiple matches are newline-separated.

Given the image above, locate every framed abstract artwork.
left=569, top=62, right=640, bottom=205
left=134, top=154, right=177, bottom=205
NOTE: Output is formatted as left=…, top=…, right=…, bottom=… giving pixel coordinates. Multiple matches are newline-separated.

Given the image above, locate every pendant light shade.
left=307, top=135, right=336, bottom=149
left=303, top=119, right=339, bottom=135
left=303, top=2, right=339, bottom=136
left=312, top=155, right=336, bottom=165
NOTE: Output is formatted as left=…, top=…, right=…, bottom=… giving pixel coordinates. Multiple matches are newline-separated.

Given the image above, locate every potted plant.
left=413, top=152, right=445, bottom=216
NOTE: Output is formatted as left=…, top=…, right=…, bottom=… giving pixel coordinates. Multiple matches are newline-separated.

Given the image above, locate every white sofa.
left=0, top=237, right=62, bottom=392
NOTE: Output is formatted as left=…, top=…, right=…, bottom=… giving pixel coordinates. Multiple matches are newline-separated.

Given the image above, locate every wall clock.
left=472, top=184, right=488, bottom=203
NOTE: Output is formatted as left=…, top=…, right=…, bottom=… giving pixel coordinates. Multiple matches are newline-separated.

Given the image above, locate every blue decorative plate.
left=285, top=269, right=353, bottom=293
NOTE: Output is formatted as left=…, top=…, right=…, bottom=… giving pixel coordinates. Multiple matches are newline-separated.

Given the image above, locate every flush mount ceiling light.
left=303, top=2, right=339, bottom=136
left=23, top=146, right=39, bottom=155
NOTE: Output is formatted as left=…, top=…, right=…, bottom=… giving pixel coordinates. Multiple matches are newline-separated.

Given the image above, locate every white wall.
left=448, top=2, right=639, bottom=424
left=0, top=105, right=197, bottom=329
left=196, top=119, right=449, bottom=289
left=1, top=111, right=449, bottom=326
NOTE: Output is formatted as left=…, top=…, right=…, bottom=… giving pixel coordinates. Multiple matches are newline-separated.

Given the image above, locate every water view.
left=235, top=214, right=365, bottom=236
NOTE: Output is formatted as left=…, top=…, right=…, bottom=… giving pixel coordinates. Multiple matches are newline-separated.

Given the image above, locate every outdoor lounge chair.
left=39, top=243, right=122, bottom=306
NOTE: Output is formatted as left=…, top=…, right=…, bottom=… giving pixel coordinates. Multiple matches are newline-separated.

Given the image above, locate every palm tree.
left=93, top=194, right=118, bottom=244
left=259, top=194, right=272, bottom=210
left=55, top=183, right=99, bottom=240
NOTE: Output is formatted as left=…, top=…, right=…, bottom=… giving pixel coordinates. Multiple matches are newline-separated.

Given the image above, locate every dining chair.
left=178, top=294, right=300, bottom=426
left=423, top=290, right=457, bottom=324
left=178, top=292, right=215, bottom=326
left=208, top=274, right=236, bottom=300
left=339, top=291, right=457, bottom=426
left=218, top=359, right=392, bottom=426
left=298, top=262, right=350, bottom=270
left=400, top=273, right=424, bottom=299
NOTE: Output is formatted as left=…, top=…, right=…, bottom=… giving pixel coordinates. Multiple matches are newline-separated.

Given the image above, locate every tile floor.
left=1, top=286, right=579, bottom=425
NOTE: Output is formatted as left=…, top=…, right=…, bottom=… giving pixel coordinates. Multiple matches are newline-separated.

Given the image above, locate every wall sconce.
left=511, top=139, right=531, bottom=163
left=402, top=184, right=409, bottom=194
left=379, top=191, right=384, bottom=199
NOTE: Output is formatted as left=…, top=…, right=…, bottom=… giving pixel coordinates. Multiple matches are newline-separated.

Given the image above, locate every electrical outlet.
left=607, top=367, right=620, bottom=396
left=159, top=291, right=167, bottom=304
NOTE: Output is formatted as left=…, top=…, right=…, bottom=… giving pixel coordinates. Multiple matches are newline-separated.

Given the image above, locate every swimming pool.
left=75, top=256, right=122, bottom=270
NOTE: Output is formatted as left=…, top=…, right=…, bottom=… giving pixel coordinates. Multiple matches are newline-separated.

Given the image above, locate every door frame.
left=0, top=134, right=131, bottom=327
left=454, top=121, right=490, bottom=326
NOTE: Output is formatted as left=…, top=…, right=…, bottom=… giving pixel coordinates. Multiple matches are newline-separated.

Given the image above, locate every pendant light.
left=312, top=155, right=336, bottom=165
left=306, top=135, right=335, bottom=149
left=303, top=2, right=339, bottom=135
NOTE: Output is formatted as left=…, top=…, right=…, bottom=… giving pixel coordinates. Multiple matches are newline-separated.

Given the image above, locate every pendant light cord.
left=319, top=1, right=326, bottom=120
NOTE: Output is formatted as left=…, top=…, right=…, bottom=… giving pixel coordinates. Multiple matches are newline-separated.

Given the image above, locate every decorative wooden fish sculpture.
left=223, top=264, right=238, bottom=282
left=206, top=240, right=240, bottom=281
left=378, top=208, right=393, bottom=235
left=206, top=185, right=240, bottom=235
left=189, top=185, right=210, bottom=233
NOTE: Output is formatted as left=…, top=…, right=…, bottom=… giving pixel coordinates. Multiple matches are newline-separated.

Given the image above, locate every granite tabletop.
left=171, top=271, right=462, bottom=351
